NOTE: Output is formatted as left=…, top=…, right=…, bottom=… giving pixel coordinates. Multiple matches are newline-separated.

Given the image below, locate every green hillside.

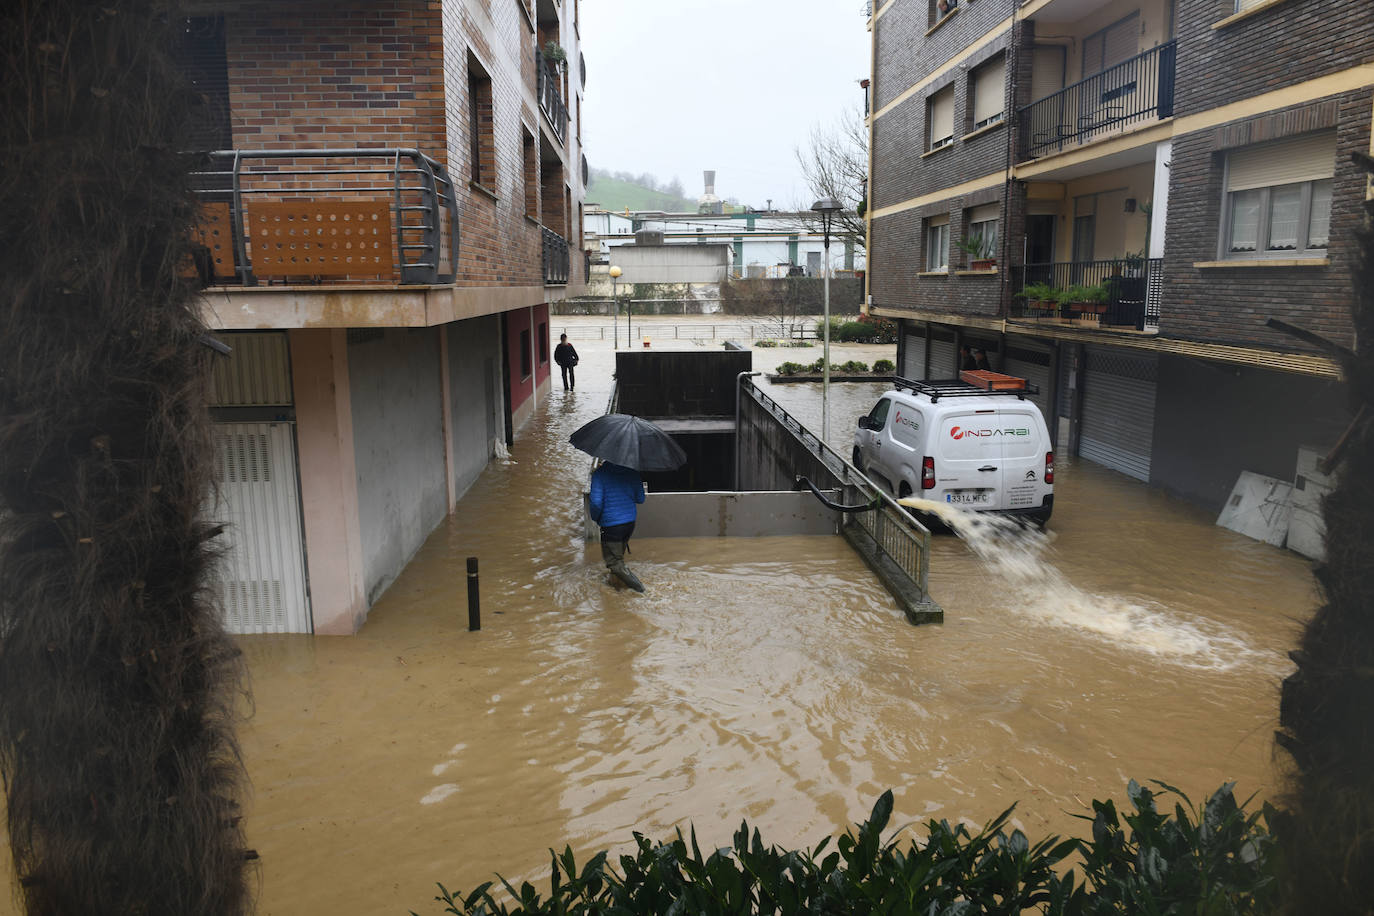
left=586, top=174, right=696, bottom=213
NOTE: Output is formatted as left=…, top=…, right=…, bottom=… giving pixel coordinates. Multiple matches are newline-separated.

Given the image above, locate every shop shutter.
left=211, top=422, right=311, bottom=633
left=1078, top=346, right=1157, bottom=482
left=902, top=325, right=928, bottom=380
left=928, top=331, right=957, bottom=380
left=1004, top=338, right=1053, bottom=422
left=1227, top=131, right=1335, bottom=191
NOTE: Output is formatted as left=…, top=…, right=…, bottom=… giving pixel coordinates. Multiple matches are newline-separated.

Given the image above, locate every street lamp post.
left=811, top=197, right=843, bottom=444
left=609, top=265, right=622, bottom=348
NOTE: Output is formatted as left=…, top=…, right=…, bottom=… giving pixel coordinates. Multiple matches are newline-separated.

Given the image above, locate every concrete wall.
left=1150, top=355, right=1348, bottom=512
left=634, top=492, right=840, bottom=538
left=610, top=244, right=732, bottom=284
left=349, top=328, right=449, bottom=605
left=446, top=315, right=502, bottom=498
left=504, top=302, right=551, bottom=434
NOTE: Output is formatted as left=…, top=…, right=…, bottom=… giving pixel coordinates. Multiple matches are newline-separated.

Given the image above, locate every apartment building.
left=176, top=0, right=588, bottom=634
left=866, top=0, right=1369, bottom=509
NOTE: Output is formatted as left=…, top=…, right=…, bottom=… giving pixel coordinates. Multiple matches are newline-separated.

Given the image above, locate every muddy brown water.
left=0, top=318, right=1315, bottom=914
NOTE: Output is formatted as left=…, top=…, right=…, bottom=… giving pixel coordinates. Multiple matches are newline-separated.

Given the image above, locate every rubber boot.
left=601, top=538, right=645, bottom=592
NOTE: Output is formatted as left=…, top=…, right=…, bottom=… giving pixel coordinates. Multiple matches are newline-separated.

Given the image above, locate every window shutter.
left=930, top=213, right=950, bottom=228
left=1031, top=46, right=1064, bottom=104
left=973, top=57, right=1005, bottom=126
left=969, top=203, right=999, bottom=223
left=1103, top=14, right=1138, bottom=69
left=930, top=88, right=954, bottom=144
left=1237, top=0, right=1267, bottom=10
left=1227, top=132, right=1336, bottom=191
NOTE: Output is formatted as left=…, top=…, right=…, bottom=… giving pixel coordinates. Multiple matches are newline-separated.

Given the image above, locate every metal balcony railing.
left=542, top=226, right=569, bottom=285
left=535, top=50, right=568, bottom=145
left=1019, top=40, right=1175, bottom=160
left=188, top=148, right=458, bottom=286
left=1011, top=258, right=1163, bottom=331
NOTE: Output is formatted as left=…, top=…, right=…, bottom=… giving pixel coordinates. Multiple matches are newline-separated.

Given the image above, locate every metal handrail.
left=1018, top=40, right=1175, bottom=160
left=542, top=226, right=570, bottom=285
left=742, top=382, right=932, bottom=605
left=190, top=147, right=459, bottom=286
left=1011, top=257, right=1163, bottom=331
left=535, top=50, right=568, bottom=145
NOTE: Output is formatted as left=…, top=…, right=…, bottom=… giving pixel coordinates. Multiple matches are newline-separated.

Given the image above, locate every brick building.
left=866, top=0, right=1370, bottom=510
left=177, top=0, right=589, bottom=634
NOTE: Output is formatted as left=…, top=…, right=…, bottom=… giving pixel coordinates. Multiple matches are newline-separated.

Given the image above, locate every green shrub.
left=1021, top=282, right=1058, bottom=301
left=415, top=782, right=1277, bottom=916
left=785, top=341, right=814, bottom=348
left=840, top=360, right=869, bottom=373
left=873, top=359, right=895, bottom=374
left=837, top=320, right=876, bottom=343
left=775, top=361, right=807, bottom=376
left=754, top=339, right=778, bottom=348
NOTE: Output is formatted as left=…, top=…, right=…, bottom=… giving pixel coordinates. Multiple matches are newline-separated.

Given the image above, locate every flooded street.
left=3, top=318, right=1315, bottom=915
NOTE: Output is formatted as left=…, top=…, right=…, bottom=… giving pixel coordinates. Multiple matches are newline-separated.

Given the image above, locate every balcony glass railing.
left=1019, top=41, right=1175, bottom=160
left=188, top=148, right=458, bottom=286
left=542, top=226, right=569, bottom=285
left=536, top=50, right=569, bottom=145
left=1011, top=258, right=1163, bottom=331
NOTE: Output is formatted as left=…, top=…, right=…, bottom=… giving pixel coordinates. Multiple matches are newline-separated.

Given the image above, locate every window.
left=522, top=127, right=538, bottom=218
left=1081, top=13, right=1138, bottom=79
left=928, top=0, right=957, bottom=25
left=171, top=17, right=231, bottom=151
left=927, top=87, right=954, bottom=152
left=467, top=56, right=494, bottom=186
left=970, top=56, right=1005, bottom=131
left=1236, top=0, right=1267, bottom=10
left=1222, top=132, right=1334, bottom=259
left=519, top=328, right=531, bottom=378
left=964, top=203, right=999, bottom=263
left=864, top=397, right=893, bottom=431
left=926, top=214, right=950, bottom=271
left=538, top=323, right=549, bottom=363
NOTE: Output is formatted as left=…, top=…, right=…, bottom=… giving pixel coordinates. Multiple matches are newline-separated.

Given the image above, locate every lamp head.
left=608, top=265, right=622, bottom=279
left=811, top=197, right=843, bottom=239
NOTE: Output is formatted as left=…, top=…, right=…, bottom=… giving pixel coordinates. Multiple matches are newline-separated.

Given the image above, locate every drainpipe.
left=734, top=371, right=762, bottom=490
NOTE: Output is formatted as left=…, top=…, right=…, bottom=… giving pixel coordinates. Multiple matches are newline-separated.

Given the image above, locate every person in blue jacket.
left=588, top=461, right=646, bottom=592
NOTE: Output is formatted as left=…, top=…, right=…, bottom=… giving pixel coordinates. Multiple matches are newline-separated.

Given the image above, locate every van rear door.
left=933, top=408, right=1005, bottom=508
left=995, top=406, right=1050, bottom=511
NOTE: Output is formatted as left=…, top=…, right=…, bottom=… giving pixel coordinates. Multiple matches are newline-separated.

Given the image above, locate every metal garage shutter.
left=1079, top=346, right=1157, bottom=482
left=901, top=325, right=927, bottom=379
left=1004, top=338, right=1053, bottom=421
left=211, top=422, right=312, bottom=633
left=928, top=331, right=957, bottom=380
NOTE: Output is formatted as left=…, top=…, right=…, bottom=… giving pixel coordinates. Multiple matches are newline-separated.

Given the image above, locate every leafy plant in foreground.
left=413, top=782, right=1276, bottom=915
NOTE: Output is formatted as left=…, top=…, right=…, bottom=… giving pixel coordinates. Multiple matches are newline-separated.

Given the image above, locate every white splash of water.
left=899, top=498, right=1265, bottom=671
left=420, top=783, right=459, bottom=805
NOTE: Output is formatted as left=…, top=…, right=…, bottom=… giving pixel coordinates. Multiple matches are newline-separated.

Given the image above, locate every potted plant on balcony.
left=1061, top=283, right=1109, bottom=326
left=956, top=233, right=996, bottom=271
left=1020, top=281, right=1059, bottom=319
left=542, top=40, right=568, bottom=71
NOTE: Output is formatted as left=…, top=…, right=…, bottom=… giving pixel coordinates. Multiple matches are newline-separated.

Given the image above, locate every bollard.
left=466, top=556, right=480, bottom=631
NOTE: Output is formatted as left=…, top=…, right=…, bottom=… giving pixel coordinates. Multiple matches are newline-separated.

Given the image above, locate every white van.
left=852, top=376, right=1054, bottom=525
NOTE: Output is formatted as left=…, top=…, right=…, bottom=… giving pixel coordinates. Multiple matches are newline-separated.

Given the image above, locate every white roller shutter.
left=211, top=422, right=311, bottom=633
left=1004, top=338, right=1053, bottom=422
left=902, top=326, right=927, bottom=380
left=1227, top=132, right=1335, bottom=191
left=930, top=88, right=954, bottom=147
left=928, top=332, right=957, bottom=380
left=1078, top=346, right=1157, bottom=482
left=973, top=56, right=1006, bottom=127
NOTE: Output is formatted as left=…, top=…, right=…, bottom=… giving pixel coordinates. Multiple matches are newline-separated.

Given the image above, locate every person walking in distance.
left=588, top=461, right=646, bottom=592
left=554, top=333, right=580, bottom=390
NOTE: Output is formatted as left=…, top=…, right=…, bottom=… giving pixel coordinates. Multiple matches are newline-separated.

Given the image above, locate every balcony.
left=1010, top=258, right=1163, bottom=332
left=1018, top=41, right=1175, bottom=161
left=542, top=226, right=569, bottom=285
left=188, top=148, right=458, bottom=286
left=536, top=50, right=568, bottom=146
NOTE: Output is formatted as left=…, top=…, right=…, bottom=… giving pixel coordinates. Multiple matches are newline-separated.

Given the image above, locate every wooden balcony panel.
left=247, top=201, right=393, bottom=278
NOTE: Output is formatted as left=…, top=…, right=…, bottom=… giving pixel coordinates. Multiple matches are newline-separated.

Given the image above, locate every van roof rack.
left=892, top=375, right=1040, bottom=402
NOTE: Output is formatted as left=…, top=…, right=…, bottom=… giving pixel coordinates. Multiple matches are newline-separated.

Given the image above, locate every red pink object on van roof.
left=959, top=370, right=1026, bottom=391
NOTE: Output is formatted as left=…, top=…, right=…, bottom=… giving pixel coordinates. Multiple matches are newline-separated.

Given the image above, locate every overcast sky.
left=579, top=0, right=871, bottom=210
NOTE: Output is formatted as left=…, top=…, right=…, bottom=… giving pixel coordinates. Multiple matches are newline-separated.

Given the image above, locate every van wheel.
left=898, top=483, right=912, bottom=501
left=852, top=446, right=864, bottom=472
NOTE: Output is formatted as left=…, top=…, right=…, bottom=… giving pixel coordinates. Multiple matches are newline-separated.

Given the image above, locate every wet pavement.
left=0, top=317, right=1316, bottom=915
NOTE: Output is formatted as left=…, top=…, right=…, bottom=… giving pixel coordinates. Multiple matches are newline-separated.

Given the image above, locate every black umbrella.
left=570, top=413, right=687, bottom=472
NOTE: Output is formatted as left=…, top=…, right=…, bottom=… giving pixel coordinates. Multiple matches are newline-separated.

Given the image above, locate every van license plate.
left=947, top=490, right=991, bottom=505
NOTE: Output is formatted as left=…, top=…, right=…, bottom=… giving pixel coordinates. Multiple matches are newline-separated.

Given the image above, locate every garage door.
left=928, top=331, right=957, bottom=380
left=901, top=324, right=927, bottom=379
left=1079, top=346, right=1157, bottom=482
left=1004, top=338, right=1053, bottom=422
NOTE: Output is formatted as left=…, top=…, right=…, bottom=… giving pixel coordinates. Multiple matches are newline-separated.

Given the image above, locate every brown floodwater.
left=0, top=318, right=1316, bottom=915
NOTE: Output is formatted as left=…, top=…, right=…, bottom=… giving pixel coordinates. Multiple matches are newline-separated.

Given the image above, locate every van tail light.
left=921, top=456, right=936, bottom=490
left=1045, top=451, right=1054, bottom=485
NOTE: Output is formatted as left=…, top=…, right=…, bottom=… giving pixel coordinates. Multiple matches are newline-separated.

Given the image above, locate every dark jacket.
left=554, top=341, right=579, bottom=368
